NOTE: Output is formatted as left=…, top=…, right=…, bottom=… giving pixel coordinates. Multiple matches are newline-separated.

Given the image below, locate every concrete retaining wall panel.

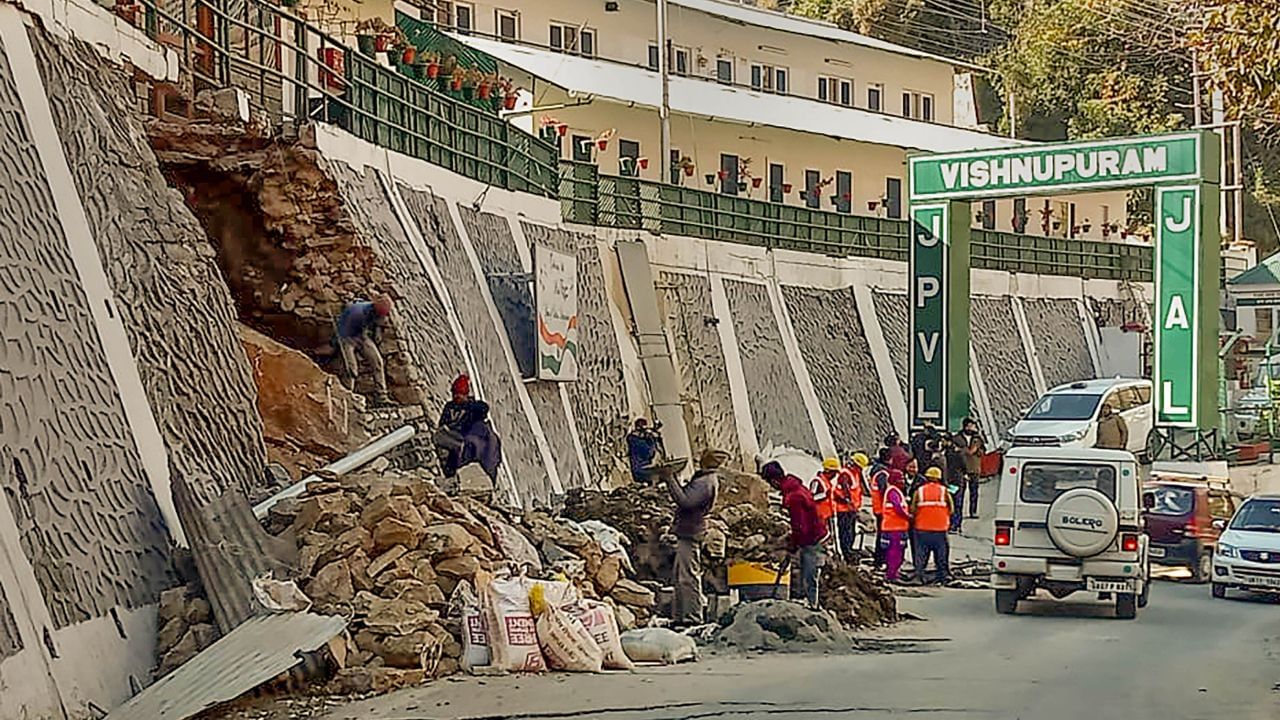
left=658, top=272, right=741, bottom=461
left=458, top=207, right=537, bottom=379
left=1025, top=298, right=1095, bottom=388
left=0, top=584, right=20, bottom=659
left=521, top=223, right=630, bottom=482
left=872, top=290, right=910, bottom=398
left=971, top=296, right=1038, bottom=437
left=31, top=26, right=268, bottom=500
left=724, top=279, right=818, bottom=453
left=782, top=285, right=893, bottom=453
left=0, top=35, right=170, bottom=629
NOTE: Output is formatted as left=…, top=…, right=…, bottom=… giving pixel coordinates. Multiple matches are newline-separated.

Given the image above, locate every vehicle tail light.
left=1184, top=518, right=1199, bottom=538
left=995, top=525, right=1012, bottom=547
left=1121, top=533, right=1139, bottom=552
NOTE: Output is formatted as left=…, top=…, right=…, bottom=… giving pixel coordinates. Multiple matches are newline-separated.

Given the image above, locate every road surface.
left=312, top=577, right=1280, bottom=720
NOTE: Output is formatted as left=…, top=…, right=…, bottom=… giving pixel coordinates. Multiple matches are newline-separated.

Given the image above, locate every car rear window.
left=1229, top=499, right=1280, bottom=532
left=1020, top=463, right=1117, bottom=504
left=1147, top=486, right=1194, bottom=516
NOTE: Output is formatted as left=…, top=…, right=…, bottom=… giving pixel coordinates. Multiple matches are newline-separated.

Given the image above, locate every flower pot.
left=705, top=174, right=715, bottom=185
left=557, top=123, right=569, bottom=137
left=717, top=170, right=728, bottom=180
left=597, top=139, right=609, bottom=151
left=683, top=165, right=695, bottom=177
left=751, top=177, right=762, bottom=188
left=357, top=35, right=376, bottom=55
left=375, top=35, right=392, bottom=53
left=427, top=62, right=440, bottom=79
left=868, top=201, right=878, bottom=211
left=478, top=83, right=491, bottom=100
left=737, top=182, right=748, bottom=192
left=503, top=94, right=517, bottom=110
left=402, top=47, right=416, bottom=65
left=782, top=183, right=792, bottom=193
left=451, top=79, right=463, bottom=91
left=638, top=157, right=649, bottom=170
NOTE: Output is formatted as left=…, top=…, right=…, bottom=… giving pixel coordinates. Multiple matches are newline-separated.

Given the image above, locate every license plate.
left=1148, top=547, right=1166, bottom=558
left=1242, top=574, right=1280, bottom=589
left=1086, top=578, right=1136, bottom=593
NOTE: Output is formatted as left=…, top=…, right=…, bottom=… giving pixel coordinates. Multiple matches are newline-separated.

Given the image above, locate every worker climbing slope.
left=335, top=295, right=393, bottom=405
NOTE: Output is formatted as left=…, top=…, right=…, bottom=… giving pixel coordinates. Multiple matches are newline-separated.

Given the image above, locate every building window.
left=804, top=169, right=820, bottom=209
left=571, top=134, right=592, bottom=163
left=619, top=139, right=640, bottom=177
left=885, top=178, right=902, bottom=218
left=649, top=44, right=691, bottom=75
left=981, top=199, right=996, bottom=230
left=835, top=171, right=852, bottom=214
left=720, top=153, right=739, bottom=195
left=1013, top=197, right=1028, bottom=233
left=769, top=162, right=785, bottom=204
left=902, top=90, right=935, bottom=120
left=670, top=149, right=682, bottom=185
left=648, top=45, right=658, bottom=70
left=495, top=9, right=518, bottom=41
left=550, top=23, right=595, bottom=57
left=867, top=83, right=883, bottom=112
left=716, top=57, right=734, bottom=84
left=818, top=76, right=853, bottom=107
left=436, top=1, right=474, bottom=33
left=750, top=64, right=789, bottom=94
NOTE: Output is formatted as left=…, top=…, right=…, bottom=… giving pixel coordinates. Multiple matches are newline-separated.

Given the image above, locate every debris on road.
left=619, top=627, right=700, bottom=665
left=715, top=600, right=852, bottom=653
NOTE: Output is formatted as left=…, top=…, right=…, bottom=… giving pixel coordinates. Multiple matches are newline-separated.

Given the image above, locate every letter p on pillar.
left=916, top=276, right=940, bottom=308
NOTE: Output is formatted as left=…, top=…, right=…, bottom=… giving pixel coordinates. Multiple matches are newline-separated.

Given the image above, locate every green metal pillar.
left=909, top=200, right=971, bottom=430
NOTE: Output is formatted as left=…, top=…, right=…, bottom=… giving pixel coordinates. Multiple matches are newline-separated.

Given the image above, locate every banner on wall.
left=535, top=245, right=579, bottom=381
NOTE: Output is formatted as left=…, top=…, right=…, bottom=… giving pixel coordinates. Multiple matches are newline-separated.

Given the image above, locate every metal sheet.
left=106, top=612, right=345, bottom=720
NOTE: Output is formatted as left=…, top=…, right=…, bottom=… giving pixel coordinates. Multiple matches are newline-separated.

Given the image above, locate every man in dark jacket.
left=668, top=448, right=723, bottom=626
left=436, top=374, right=503, bottom=480
left=761, top=461, right=827, bottom=609
left=336, top=295, right=393, bottom=404
left=627, top=418, right=665, bottom=483
left=955, top=418, right=986, bottom=521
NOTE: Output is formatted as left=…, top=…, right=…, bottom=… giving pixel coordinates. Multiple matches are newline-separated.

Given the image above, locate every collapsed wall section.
left=658, top=272, right=741, bottom=462
left=0, top=34, right=170, bottom=628
left=783, top=285, right=893, bottom=453
left=724, top=280, right=818, bottom=453
left=32, top=26, right=268, bottom=499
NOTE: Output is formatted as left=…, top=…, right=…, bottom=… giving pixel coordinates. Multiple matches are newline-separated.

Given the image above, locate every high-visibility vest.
left=833, top=468, right=858, bottom=513
left=870, top=469, right=887, bottom=515
left=810, top=474, right=835, bottom=523
left=882, top=486, right=910, bottom=532
left=914, top=482, right=950, bottom=532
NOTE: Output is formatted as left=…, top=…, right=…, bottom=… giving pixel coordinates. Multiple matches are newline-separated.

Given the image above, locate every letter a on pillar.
left=909, top=200, right=971, bottom=429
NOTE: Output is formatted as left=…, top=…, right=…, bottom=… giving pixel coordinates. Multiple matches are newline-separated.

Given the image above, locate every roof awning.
left=454, top=35, right=1024, bottom=155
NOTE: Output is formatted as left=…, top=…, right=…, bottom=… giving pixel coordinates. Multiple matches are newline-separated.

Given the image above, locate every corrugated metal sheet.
left=106, top=612, right=346, bottom=720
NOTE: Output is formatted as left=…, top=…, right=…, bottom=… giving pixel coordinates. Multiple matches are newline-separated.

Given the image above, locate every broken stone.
left=434, top=555, right=479, bottom=580
left=373, top=517, right=424, bottom=552
left=368, top=545, right=409, bottom=578
left=420, top=523, right=477, bottom=560
left=293, top=492, right=352, bottom=535
left=383, top=579, right=446, bottom=608
left=319, top=526, right=373, bottom=567
left=184, top=598, right=212, bottom=626
left=611, top=579, right=655, bottom=608
left=158, top=587, right=187, bottom=624
left=594, top=555, right=622, bottom=594
left=308, top=559, right=354, bottom=604
left=329, top=666, right=426, bottom=694
left=455, top=464, right=494, bottom=499
left=363, top=598, right=438, bottom=635
left=157, top=616, right=188, bottom=651
left=349, top=551, right=375, bottom=593
left=361, top=495, right=424, bottom=529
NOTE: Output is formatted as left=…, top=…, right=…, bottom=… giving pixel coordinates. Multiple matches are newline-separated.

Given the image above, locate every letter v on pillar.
left=908, top=201, right=971, bottom=429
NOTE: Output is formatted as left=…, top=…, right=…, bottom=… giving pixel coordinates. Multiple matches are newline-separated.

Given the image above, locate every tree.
left=1187, top=1, right=1280, bottom=139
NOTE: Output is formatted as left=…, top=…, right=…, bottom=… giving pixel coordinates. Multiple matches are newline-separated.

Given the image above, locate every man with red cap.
left=336, top=295, right=393, bottom=405
left=761, top=461, right=827, bottom=609
left=436, top=373, right=503, bottom=480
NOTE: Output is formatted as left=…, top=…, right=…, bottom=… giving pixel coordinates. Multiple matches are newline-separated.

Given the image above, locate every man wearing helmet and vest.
left=813, top=459, right=841, bottom=560
left=881, top=468, right=911, bottom=582
left=911, top=466, right=954, bottom=585
left=869, top=448, right=892, bottom=569
left=833, top=453, right=869, bottom=560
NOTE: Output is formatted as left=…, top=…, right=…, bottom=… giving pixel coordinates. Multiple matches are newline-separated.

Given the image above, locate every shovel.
left=769, top=554, right=792, bottom=599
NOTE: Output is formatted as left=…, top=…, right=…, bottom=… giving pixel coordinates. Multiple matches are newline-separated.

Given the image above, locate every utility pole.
left=657, top=0, right=672, bottom=183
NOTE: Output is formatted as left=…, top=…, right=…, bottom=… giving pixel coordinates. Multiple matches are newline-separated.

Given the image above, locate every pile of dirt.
left=715, top=599, right=852, bottom=652
left=154, top=584, right=218, bottom=677
left=821, top=562, right=898, bottom=628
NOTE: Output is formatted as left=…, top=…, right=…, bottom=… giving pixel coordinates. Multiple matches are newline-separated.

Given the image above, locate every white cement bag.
left=574, top=600, right=634, bottom=671
left=530, top=586, right=603, bottom=673
left=480, top=573, right=579, bottom=673
left=578, top=520, right=635, bottom=574
left=620, top=627, right=699, bottom=665
left=451, top=579, right=491, bottom=673
left=489, top=518, right=543, bottom=573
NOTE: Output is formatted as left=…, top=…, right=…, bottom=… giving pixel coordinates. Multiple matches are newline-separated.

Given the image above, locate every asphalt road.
left=314, top=577, right=1280, bottom=720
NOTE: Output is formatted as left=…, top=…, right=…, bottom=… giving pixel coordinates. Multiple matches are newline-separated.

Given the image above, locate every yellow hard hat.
left=852, top=452, right=869, bottom=468
left=925, top=466, right=943, bottom=480
left=822, top=457, right=840, bottom=471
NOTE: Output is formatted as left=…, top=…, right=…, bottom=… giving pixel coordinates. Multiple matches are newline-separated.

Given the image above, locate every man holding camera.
left=627, top=418, right=666, bottom=483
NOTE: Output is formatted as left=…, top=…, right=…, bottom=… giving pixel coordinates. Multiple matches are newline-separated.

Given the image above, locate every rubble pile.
left=266, top=468, right=659, bottom=692
left=715, top=600, right=852, bottom=653
left=154, top=584, right=219, bottom=677
left=820, top=562, right=898, bottom=628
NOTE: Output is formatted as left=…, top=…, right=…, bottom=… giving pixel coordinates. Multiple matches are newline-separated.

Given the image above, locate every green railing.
left=560, top=161, right=1153, bottom=281
left=132, top=0, right=558, bottom=197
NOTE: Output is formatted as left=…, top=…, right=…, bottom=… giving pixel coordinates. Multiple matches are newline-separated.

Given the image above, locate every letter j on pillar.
left=1154, top=185, right=1200, bottom=427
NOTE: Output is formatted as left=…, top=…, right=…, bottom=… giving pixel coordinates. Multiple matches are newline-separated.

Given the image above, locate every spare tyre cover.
left=1046, top=488, right=1119, bottom=558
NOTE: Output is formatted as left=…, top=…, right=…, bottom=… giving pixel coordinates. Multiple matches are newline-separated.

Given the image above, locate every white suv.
left=1211, top=494, right=1280, bottom=599
left=992, top=446, right=1150, bottom=619
left=1008, top=378, right=1153, bottom=458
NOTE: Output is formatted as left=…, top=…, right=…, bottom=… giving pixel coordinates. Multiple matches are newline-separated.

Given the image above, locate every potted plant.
left=425, top=52, right=441, bottom=79
left=638, top=157, right=650, bottom=170
left=501, top=78, right=517, bottom=110
left=402, top=44, right=417, bottom=66
left=355, top=19, right=378, bottom=55
left=478, top=74, right=494, bottom=100
left=737, top=181, right=748, bottom=192
left=1081, top=220, right=1092, bottom=233
left=678, top=156, right=695, bottom=177
left=782, top=182, right=792, bottom=193
left=114, top=0, right=139, bottom=23
left=705, top=173, right=715, bottom=185
left=717, top=169, right=728, bottom=181
left=450, top=68, right=465, bottom=94
left=461, top=69, right=477, bottom=100
left=868, top=200, right=878, bottom=211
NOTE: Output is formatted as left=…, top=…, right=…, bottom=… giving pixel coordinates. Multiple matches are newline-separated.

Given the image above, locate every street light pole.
left=657, top=0, right=671, bottom=183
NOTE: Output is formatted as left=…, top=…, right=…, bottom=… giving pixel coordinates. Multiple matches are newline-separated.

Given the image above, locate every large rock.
left=610, top=579, right=655, bottom=608
left=239, top=325, right=368, bottom=479
left=420, top=523, right=478, bottom=560
left=308, top=559, right=355, bottom=604
left=373, top=517, right=425, bottom=552
left=361, top=495, right=424, bottom=529
left=434, top=555, right=480, bottom=580
left=363, top=598, right=438, bottom=635
left=293, top=492, right=354, bottom=535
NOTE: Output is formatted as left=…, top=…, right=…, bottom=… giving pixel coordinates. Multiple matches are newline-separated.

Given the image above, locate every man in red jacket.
left=761, top=461, right=827, bottom=609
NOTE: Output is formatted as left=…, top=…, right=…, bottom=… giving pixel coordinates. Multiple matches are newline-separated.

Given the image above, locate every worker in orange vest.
left=869, top=448, right=891, bottom=569
left=881, top=469, right=911, bottom=582
left=911, top=466, right=954, bottom=585
left=812, top=459, right=840, bottom=560
left=833, top=453, right=868, bottom=560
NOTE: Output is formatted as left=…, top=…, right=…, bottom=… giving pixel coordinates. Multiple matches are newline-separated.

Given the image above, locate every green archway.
left=907, top=131, right=1221, bottom=454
